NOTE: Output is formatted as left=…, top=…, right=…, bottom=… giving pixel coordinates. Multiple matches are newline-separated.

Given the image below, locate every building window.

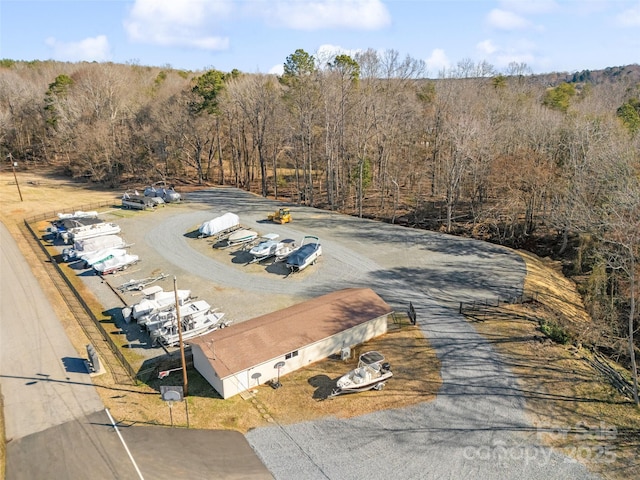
left=285, top=350, right=298, bottom=360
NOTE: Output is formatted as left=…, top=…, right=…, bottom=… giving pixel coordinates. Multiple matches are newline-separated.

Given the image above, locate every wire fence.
left=23, top=201, right=116, bottom=224
left=458, top=289, right=540, bottom=320
left=23, top=208, right=138, bottom=385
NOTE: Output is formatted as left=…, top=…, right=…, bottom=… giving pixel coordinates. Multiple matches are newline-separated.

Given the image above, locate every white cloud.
left=616, top=3, right=640, bottom=27
left=45, top=35, right=111, bottom=62
left=315, top=44, right=361, bottom=66
left=476, top=39, right=497, bottom=55
left=124, top=0, right=231, bottom=50
left=487, top=9, right=532, bottom=30
left=425, top=49, right=450, bottom=73
left=269, top=63, right=285, bottom=75
left=259, top=0, right=391, bottom=31
left=474, top=38, right=539, bottom=71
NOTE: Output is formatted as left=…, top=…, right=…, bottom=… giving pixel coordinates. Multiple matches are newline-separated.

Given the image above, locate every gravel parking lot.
left=57, top=187, right=599, bottom=479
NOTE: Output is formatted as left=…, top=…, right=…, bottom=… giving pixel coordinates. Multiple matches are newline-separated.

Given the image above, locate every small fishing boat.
left=274, top=239, right=299, bottom=262
left=248, top=233, right=281, bottom=262
left=147, top=300, right=229, bottom=346
left=122, top=190, right=157, bottom=210
left=331, top=351, right=393, bottom=397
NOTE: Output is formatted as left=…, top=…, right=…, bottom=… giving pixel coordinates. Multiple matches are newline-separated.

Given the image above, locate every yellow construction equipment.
left=267, top=207, right=292, bottom=224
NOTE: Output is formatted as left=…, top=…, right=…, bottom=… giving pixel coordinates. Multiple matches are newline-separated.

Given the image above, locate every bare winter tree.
left=593, top=150, right=640, bottom=405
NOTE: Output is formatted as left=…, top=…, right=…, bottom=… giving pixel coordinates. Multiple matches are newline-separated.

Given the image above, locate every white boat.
left=148, top=300, right=228, bottom=346
left=331, top=351, right=393, bottom=396
left=80, top=247, right=128, bottom=268
left=48, top=216, right=103, bottom=237
left=93, top=253, right=139, bottom=274
left=248, top=233, right=280, bottom=261
left=56, top=210, right=99, bottom=220
left=62, top=234, right=126, bottom=262
left=198, top=212, right=240, bottom=238
left=274, top=239, right=299, bottom=262
left=143, top=299, right=211, bottom=331
left=228, top=229, right=258, bottom=247
left=286, top=235, right=322, bottom=272
left=144, top=182, right=181, bottom=203
left=122, top=190, right=157, bottom=210
left=129, top=286, right=192, bottom=323
left=61, top=222, right=121, bottom=244
left=151, top=310, right=228, bottom=347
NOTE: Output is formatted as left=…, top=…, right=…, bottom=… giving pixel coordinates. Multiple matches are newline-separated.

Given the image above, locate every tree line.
left=1, top=53, right=638, bottom=403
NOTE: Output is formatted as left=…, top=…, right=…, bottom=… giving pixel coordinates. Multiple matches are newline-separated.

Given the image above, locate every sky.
left=1, top=0, right=639, bottom=77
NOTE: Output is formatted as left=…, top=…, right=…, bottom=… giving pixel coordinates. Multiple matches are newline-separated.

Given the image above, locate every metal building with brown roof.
left=188, top=288, right=393, bottom=399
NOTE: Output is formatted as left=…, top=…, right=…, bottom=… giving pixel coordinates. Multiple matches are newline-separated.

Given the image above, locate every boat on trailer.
left=128, top=286, right=193, bottom=323
left=122, top=190, right=158, bottom=210
left=330, top=351, right=393, bottom=397
left=63, top=234, right=126, bottom=262
left=286, top=235, right=322, bottom=272
left=80, top=247, right=128, bottom=268
left=61, top=222, right=121, bottom=244
left=274, top=239, right=299, bottom=262
left=227, top=229, right=258, bottom=247
left=248, top=233, right=282, bottom=262
left=47, top=215, right=103, bottom=238
left=147, top=300, right=229, bottom=346
left=198, top=212, right=241, bottom=240
left=93, top=253, right=139, bottom=275
left=144, top=182, right=181, bottom=203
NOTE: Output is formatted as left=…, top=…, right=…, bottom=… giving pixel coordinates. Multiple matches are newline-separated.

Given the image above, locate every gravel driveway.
left=88, top=188, right=599, bottom=479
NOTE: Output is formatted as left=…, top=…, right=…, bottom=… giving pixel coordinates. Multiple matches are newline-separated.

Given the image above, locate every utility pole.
left=7, top=153, right=23, bottom=201
left=174, top=276, right=188, bottom=396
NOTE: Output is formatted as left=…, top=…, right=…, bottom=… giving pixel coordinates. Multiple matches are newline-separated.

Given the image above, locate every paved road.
left=0, top=221, right=105, bottom=441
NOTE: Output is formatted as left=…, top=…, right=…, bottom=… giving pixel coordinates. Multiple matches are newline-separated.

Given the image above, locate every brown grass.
left=101, top=319, right=440, bottom=431
left=469, top=250, right=640, bottom=480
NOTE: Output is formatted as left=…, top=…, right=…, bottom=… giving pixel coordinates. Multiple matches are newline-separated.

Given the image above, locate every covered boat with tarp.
left=198, top=212, right=240, bottom=239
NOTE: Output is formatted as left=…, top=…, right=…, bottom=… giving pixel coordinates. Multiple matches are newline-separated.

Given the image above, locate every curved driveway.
left=132, top=189, right=599, bottom=479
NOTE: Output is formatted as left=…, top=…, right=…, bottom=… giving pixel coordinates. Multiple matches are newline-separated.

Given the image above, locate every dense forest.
left=1, top=52, right=639, bottom=403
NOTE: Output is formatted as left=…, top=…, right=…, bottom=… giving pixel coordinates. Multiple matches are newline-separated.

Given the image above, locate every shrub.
left=539, top=319, right=571, bottom=344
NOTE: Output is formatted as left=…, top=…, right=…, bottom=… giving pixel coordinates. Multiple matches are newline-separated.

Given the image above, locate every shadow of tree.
left=308, top=374, right=336, bottom=400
